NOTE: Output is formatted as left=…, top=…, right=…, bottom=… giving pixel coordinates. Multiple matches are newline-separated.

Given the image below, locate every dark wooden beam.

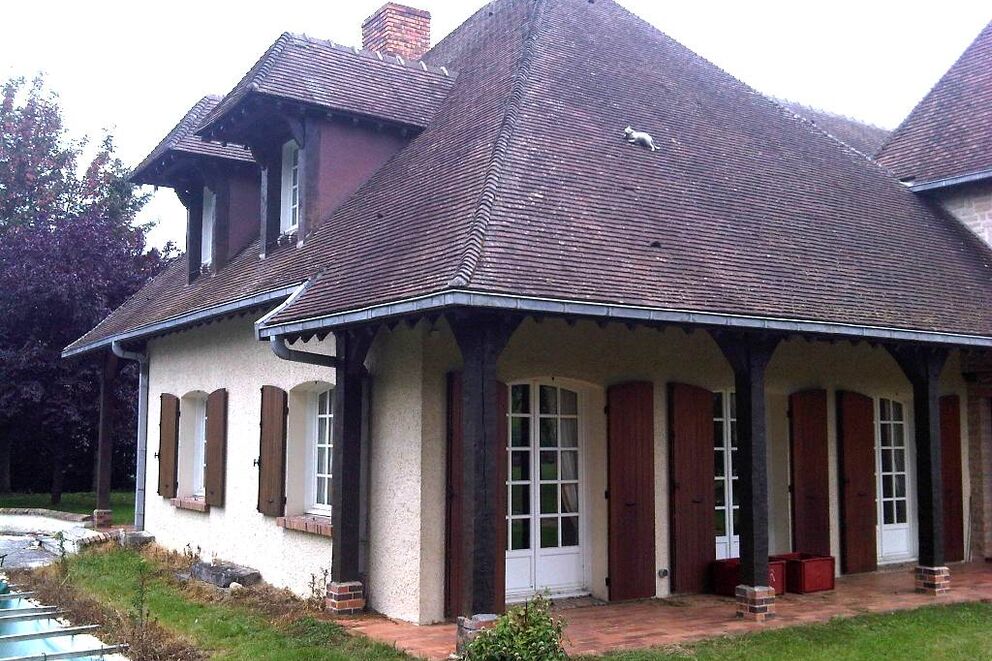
left=714, top=330, right=781, bottom=587
left=330, top=329, right=376, bottom=583
left=95, top=352, right=120, bottom=511
left=449, top=311, right=520, bottom=616
left=889, top=344, right=949, bottom=568
left=186, top=189, right=205, bottom=283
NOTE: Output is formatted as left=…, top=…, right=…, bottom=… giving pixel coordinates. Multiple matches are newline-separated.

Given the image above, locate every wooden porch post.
left=327, top=329, right=375, bottom=614
left=94, top=351, right=120, bottom=528
left=889, top=345, right=951, bottom=594
left=449, top=311, right=519, bottom=620
left=715, top=331, right=780, bottom=620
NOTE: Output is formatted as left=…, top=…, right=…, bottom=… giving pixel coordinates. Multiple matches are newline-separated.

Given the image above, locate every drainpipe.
left=269, top=336, right=340, bottom=368
left=111, top=340, right=149, bottom=530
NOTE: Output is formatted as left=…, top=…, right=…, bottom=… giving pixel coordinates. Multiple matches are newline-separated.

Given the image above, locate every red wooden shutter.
left=445, top=372, right=464, bottom=619
left=669, top=382, right=716, bottom=593
left=204, top=389, right=228, bottom=508
left=837, top=390, right=877, bottom=574
left=607, top=381, right=656, bottom=601
left=940, top=395, right=965, bottom=562
left=257, top=385, right=288, bottom=517
left=158, top=394, right=180, bottom=498
left=789, top=389, right=830, bottom=556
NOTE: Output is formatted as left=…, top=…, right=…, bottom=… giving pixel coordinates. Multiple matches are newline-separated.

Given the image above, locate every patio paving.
left=342, top=561, right=992, bottom=659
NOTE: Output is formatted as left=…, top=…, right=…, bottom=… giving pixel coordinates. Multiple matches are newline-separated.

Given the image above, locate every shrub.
left=466, top=594, right=568, bottom=660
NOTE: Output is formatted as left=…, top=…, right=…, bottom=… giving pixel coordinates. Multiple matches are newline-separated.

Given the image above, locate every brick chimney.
left=362, top=3, right=431, bottom=61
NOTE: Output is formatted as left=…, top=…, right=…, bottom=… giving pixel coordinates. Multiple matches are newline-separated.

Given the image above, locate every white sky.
left=3, top=1, right=990, bottom=251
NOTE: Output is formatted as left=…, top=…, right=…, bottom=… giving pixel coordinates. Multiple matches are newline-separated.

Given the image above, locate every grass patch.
left=0, top=490, right=134, bottom=525
left=15, top=545, right=410, bottom=660
left=587, top=601, right=992, bottom=660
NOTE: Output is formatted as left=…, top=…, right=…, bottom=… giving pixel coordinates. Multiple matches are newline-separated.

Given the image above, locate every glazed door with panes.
left=506, top=382, right=584, bottom=600
left=713, top=392, right=740, bottom=560
left=876, top=398, right=913, bottom=561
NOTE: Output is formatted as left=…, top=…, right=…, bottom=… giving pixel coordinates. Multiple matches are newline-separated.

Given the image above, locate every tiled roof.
left=778, top=100, right=890, bottom=157
left=196, top=33, right=456, bottom=135
left=877, top=21, right=992, bottom=185
left=129, top=96, right=253, bottom=186
left=67, top=0, right=992, bottom=355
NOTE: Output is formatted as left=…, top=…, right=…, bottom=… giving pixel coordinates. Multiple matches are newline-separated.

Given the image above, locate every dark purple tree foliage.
left=0, top=76, right=174, bottom=500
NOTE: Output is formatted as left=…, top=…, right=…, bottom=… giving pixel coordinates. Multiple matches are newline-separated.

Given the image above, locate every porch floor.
left=341, top=562, right=992, bottom=659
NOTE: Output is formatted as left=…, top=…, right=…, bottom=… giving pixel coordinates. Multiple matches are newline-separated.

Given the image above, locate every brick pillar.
left=915, top=566, right=951, bottom=595
left=325, top=581, right=366, bottom=615
left=92, top=509, right=113, bottom=529
left=456, top=614, right=498, bottom=655
left=736, top=585, right=776, bottom=621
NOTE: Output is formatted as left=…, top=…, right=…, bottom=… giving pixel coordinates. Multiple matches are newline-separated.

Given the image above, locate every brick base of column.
left=736, top=585, right=776, bottom=622
left=92, top=509, right=113, bottom=529
left=455, top=613, right=498, bottom=655
left=325, top=581, right=366, bottom=615
left=915, top=566, right=951, bottom=595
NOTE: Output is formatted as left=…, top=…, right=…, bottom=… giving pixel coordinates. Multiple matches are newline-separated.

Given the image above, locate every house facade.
left=66, top=0, right=992, bottom=633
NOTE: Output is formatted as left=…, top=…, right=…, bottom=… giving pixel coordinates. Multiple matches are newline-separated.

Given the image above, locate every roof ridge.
left=448, top=0, right=549, bottom=288
left=286, top=32, right=455, bottom=78
left=775, top=97, right=889, bottom=133
left=129, top=95, right=218, bottom=179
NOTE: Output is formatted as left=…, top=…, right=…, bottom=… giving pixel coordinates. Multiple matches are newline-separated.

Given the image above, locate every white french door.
left=506, top=381, right=585, bottom=601
left=876, top=398, right=915, bottom=562
left=714, top=391, right=739, bottom=560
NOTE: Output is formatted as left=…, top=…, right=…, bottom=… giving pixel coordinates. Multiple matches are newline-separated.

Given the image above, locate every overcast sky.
left=3, top=1, right=989, bottom=251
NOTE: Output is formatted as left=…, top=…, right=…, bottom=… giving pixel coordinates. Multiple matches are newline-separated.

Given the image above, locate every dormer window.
left=201, top=186, right=216, bottom=267
left=280, top=140, right=301, bottom=234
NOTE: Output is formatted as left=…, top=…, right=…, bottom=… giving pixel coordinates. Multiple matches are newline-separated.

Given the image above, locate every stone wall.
left=934, top=180, right=992, bottom=247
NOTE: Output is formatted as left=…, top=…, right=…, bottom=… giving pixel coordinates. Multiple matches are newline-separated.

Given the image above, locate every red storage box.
left=771, top=553, right=836, bottom=593
left=710, top=558, right=786, bottom=596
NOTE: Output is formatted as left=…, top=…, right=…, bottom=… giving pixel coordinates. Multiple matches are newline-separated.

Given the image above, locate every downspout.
left=111, top=340, right=149, bottom=530
left=268, top=336, right=341, bottom=368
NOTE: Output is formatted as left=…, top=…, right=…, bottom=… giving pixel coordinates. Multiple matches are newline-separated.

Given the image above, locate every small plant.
left=53, top=532, right=68, bottom=579
left=465, top=594, right=568, bottom=660
left=129, top=558, right=152, bottom=644
left=307, top=567, right=331, bottom=611
left=181, top=543, right=201, bottom=572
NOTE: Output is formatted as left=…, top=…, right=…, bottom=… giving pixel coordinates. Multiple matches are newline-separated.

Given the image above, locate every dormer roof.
left=129, top=95, right=254, bottom=187
left=877, top=21, right=992, bottom=188
left=196, top=32, right=456, bottom=142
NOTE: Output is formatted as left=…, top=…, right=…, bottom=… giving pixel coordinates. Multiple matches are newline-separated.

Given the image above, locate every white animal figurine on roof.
left=624, top=126, right=659, bottom=152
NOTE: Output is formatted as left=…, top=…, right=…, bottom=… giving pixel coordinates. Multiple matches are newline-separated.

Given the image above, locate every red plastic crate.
left=710, top=558, right=786, bottom=596
left=770, top=553, right=836, bottom=593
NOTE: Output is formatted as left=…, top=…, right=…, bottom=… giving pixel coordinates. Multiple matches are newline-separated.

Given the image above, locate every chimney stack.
left=362, top=3, right=431, bottom=61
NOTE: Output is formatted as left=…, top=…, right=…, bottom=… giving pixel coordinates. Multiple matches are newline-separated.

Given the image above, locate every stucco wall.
left=145, top=316, right=338, bottom=596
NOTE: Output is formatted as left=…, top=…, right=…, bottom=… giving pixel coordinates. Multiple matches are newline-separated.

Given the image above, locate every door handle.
left=625, top=501, right=636, bottom=507
left=691, top=497, right=702, bottom=504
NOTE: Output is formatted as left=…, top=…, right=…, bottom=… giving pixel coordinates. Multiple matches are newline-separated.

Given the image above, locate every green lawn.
left=57, top=547, right=410, bottom=660
left=585, top=601, right=992, bottom=660
left=0, top=490, right=134, bottom=525
left=23, top=545, right=992, bottom=660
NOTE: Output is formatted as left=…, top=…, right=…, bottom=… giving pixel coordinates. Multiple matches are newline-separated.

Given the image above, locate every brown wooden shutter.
left=257, top=385, right=288, bottom=517
left=789, top=389, right=831, bottom=556
left=607, top=381, right=656, bottom=601
left=158, top=394, right=180, bottom=498
left=837, top=390, right=877, bottom=574
left=204, top=388, right=228, bottom=508
left=669, top=382, right=716, bottom=593
left=940, top=395, right=965, bottom=562
left=444, top=372, right=464, bottom=619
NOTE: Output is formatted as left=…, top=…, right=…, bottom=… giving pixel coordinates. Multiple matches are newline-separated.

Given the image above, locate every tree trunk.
left=0, top=429, right=12, bottom=494
left=50, top=445, right=65, bottom=506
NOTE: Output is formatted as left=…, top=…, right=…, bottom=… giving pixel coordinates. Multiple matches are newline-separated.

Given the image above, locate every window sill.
left=276, top=514, right=333, bottom=538
left=171, top=497, right=210, bottom=513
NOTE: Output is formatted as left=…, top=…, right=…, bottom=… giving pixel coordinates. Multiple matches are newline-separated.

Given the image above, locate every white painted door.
left=876, top=398, right=914, bottom=562
left=506, top=382, right=585, bottom=601
left=714, top=392, right=740, bottom=560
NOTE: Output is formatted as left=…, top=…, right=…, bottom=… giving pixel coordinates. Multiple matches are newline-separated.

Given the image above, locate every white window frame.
left=305, top=388, right=334, bottom=515
left=201, top=186, right=216, bottom=267
left=875, top=397, right=916, bottom=563
left=714, top=390, right=739, bottom=560
left=191, top=398, right=208, bottom=498
left=280, top=140, right=301, bottom=234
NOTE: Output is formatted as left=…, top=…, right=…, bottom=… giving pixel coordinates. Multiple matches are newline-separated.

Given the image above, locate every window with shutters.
left=179, top=392, right=209, bottom=499
left=284, top=381, right=334, bottom=517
